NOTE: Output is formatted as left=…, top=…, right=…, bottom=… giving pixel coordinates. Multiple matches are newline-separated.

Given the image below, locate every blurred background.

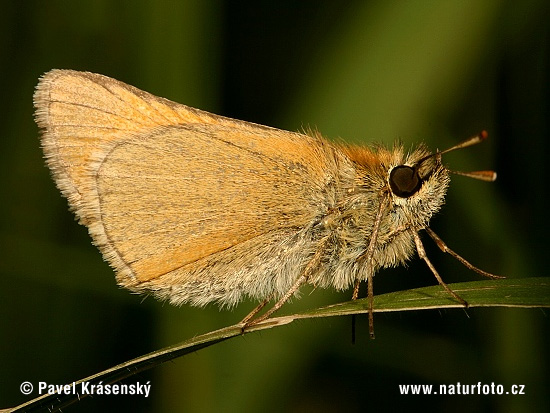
left=0, top=1, right=548, bottom=412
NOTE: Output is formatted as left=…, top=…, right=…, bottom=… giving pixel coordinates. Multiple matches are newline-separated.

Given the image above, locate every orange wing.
left=34, top=70, right=350, bottom=306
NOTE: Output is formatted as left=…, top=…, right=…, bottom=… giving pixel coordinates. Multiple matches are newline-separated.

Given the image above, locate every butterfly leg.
left=425, top=228, right=504, bottom=279
left=413, top=232, right=468, bottom=307
left=241, top=237, right=329, bottom=330
left=241, top=295, right=273, bottom=326
left=352, top=194, right=389, bottom=340
left=243, top=273, right=309, bottom=328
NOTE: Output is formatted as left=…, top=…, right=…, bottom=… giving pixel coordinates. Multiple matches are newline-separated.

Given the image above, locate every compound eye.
left=389, top=165, right=422, bottom=198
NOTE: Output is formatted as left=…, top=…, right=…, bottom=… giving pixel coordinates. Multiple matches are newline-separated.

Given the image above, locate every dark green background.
left=1, top=1, right=548, bottom=412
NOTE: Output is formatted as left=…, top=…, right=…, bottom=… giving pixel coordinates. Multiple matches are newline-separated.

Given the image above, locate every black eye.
left=389, top=165, right=422, bottom=198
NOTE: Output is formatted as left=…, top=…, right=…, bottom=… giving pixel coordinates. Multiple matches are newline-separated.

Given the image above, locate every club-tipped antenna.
left=416, top=131, right=496, bottom=182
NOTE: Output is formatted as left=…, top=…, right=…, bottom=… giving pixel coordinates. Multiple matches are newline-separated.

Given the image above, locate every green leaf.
left=7, top=277, right=548, bottom=412
left=295, top=277, right=550, bottom=318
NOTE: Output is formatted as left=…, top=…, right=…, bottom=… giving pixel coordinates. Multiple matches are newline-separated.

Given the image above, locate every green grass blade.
left=295, top=277, right=550, bottom=319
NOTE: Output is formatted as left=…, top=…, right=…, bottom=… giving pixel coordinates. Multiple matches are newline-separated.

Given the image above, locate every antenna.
left=417, top=131, right=497, bottom=182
